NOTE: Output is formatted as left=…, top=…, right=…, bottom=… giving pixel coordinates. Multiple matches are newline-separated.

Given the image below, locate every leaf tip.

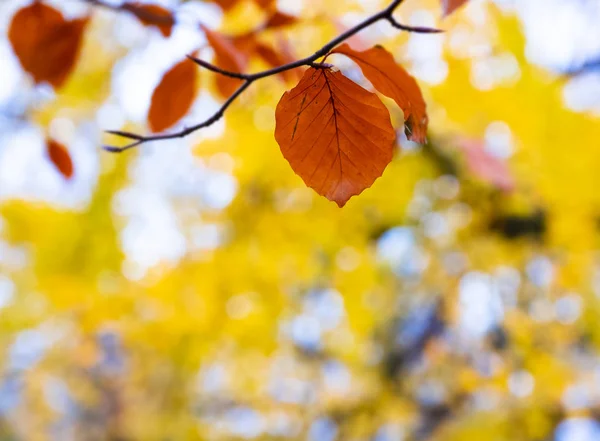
left=334, top=198, right=348, bottom=208
left=46, top=138, right=74, bottom=179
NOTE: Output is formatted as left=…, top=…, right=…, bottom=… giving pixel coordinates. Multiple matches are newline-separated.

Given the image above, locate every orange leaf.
left=253, top=0, right=276, bottom=10
left=254, top=42, right=296, bottom=82
left=202, top=26, right=247, bottom=98
left=207, top=0, right=241, bottom=12
left=442, top=0, right=469, bottom=17
left=47, top=139, right=74, bottom=179
left=264, top=11, right=298, bottom=29
left=148, top=59, right=198, bottom=133
left=230, top=32, right=257, bottom=54
left=231, top=32, right=300, bottom=83
left=274, top=68, right=396, bottom=207
left=123, top=2, right=174, bottom=37
left=8, top=2, right=88, bottom=89
left=276, top=37, right=302, bottom=81
left=332, top=44, right=428, bottom=144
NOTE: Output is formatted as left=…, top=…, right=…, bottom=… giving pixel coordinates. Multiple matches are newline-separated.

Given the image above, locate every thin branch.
left=105, top=130, right=145, bottom=141
left=83, top=0, right=175, bottom=26
left=104, top=81, right=252, bottom=152
left=103, top=0, right=432, bottom=153
left=186, top=56, right=248, bottom=80
left=387, top=16, right=444, bottom=34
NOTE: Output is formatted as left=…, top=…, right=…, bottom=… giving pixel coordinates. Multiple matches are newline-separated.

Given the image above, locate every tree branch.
left=387, top=16, right=443, bottom=33
left=104, top=81, right=252, bottom=152
left=103, top=0, right=435, bottom=153
left=185, top=56, right=248, bottom=80
left=83, top=0, right=175, bottom=26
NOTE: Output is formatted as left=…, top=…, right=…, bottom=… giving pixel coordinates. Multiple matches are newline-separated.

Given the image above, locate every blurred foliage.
left=1, top=0, right=600, bottom=440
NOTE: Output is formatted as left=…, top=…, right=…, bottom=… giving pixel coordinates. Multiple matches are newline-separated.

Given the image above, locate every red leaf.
left=8, top=2, right=89, bottom=89
left=47, top=139, right=74, bottom=179
left=148, top=59, right=198, bottom=133
left=123, top=2, right=175, bottom=37
left=202, top=25, right=247, bottom=98
left=332, top=44, right=428, bottom=144
left=275, top=68, right=396, bottom=207
left=456, top=139, right=514, bottom=191
left=442, top=0, right=469, bottom=17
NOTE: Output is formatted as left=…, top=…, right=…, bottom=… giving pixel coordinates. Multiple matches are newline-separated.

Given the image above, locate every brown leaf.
left=8, top=2, right=88, bottom=89
left=148, top=59, right=198, bottom=133
left=276, top=37, right=302, bottom=81
left=230, top=32, right=257, bottom=55
left=332, top=44, right=428, bottom=144
left=442, top=0, right=469, bottom=17
left=274, top=67, right=396, bottom=207
left=47, top=139, right=74, bottom=179
left=254, top=42, right=296, bottom=82
left=230, top=32, right=300, bottom=83
left=253, top=0, right=276, bottom=10
left=264, top=11, right=298, bottom=29
left=122, top=2, right=175, bottom=37
left=202, top=25, right=247, bottom=98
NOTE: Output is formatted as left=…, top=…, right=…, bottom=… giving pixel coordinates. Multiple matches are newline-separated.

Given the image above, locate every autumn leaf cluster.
left=7, top=0, right=469, bottom=206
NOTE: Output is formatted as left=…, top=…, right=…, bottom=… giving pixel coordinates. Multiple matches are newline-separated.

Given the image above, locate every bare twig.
left=185, top=56, right=248, bottom=80
left=387, top=16, right=444, bottom=33
left=83, top=0, right=175, bottom=26
left=104, top=81, right=252, bottom=152
left=100, top=0, right=436, bottom=153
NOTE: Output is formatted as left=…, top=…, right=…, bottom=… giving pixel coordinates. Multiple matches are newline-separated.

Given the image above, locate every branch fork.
left=102, top=0, right=442, bottom=153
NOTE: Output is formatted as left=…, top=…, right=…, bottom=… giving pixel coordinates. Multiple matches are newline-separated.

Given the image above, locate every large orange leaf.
left=442, top=0, right=469, bottom=16
left=274, top=68, right=396, bottom=207
left=332, top=44, right=428, bottom=144
left=47, top=139, right=74, bottom=179
left=8, top=2, right=88, bottom=89
left=123, top=2, right=175, bottom=37
left=148, top=59, right=198, bottom=133
left=202, top=26, right=247, bottom=98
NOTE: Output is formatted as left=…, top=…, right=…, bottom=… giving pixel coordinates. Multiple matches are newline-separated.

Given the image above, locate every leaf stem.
left=84, top=0, right=175, bottom=26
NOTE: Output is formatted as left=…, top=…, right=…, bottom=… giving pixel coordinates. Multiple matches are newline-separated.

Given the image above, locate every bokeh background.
left=1, top=0, right=600, bottom=439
